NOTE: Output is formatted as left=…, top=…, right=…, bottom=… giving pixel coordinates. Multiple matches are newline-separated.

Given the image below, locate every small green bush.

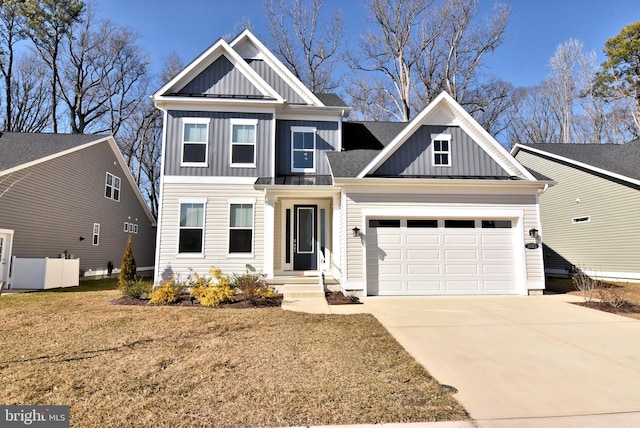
left=150, top=280, right=183, bottom=305
left=233, top=271, right=275, bottom=299
left=120, top=278, right=152, bottom=298
left=189, top=267, right=236, bottom=307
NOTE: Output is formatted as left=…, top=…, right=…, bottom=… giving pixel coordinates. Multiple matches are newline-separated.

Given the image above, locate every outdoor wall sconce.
left=352, top=226, right=361, bottom=237
left=529, top=228, right=539, bottom=239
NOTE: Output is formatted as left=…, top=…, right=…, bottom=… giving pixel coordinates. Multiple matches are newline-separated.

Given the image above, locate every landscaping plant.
left=189, top=267, right=235, bottom=307
left=120, top=277, right=152, bottom=298
left=118, top=235, right=137, bottom=289
left=233, top=270, right=275, bottom=299
left=149, top=280, right=182, bottom=305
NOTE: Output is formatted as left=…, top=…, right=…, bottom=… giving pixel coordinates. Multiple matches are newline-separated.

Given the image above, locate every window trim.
left=228, top=199, right=255, bottom=256
left=291, top=126, right=317, bottom=173
left=178, top=198, right=206, bottom=256
left=431, top=133, right=452, bottom=167
left=105, top=172, right=121, bottom=202
left=92, top=223, right=100, bottom=246
left=181, top=118, right=210, bottom=167
left=229, top=118, right=258, bottom=168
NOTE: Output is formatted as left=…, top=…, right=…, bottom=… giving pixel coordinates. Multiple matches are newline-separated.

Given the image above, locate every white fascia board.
left=334, top=177, right=548, bottom=191
left=106, top=137, right=157, bottom=226
left=163, top=176, right=258, bottom=185
left=152, top=38, right=283, bottom=103
left=159, top=103, right=277, bottom=115
left=512, top=143, right=640, bottom=187
left=153, top=97, right=282, bottom=109
left=280, top=104, right=350, bottom=118
left=230, top=30, right=323, bottom=106
left=357, top=92, right=536, bottom=181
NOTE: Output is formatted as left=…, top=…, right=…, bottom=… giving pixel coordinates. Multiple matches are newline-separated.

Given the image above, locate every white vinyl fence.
left=11, top=257, right=79, bottom=289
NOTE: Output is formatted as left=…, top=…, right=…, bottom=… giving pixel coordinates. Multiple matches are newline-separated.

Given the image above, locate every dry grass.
left=0, top=279, right=466, bottom=427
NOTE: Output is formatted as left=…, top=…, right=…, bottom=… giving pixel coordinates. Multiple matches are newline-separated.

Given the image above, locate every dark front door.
left=293, top=205, right=317, bottom=270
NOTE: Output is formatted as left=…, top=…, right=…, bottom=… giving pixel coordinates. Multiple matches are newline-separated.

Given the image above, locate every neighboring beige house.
left=152, top=30, right=549, bottom=296
left=513, top=141, right=640, bottom=281
left=0, top=133, right=156, bottom=287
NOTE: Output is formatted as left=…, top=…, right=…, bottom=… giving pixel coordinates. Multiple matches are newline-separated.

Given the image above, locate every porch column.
left=332, top=193, right=341, bottom=280
left=263, top=194, right=275, bottom=278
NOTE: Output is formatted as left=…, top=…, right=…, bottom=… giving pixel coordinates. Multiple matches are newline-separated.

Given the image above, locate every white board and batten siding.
left=156, top=182, right=265, bottom=282
left=342, top=187, right=545, bottom=295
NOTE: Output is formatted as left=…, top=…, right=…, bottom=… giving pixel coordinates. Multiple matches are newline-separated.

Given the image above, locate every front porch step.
left=283, top=284, right=325, bottom=299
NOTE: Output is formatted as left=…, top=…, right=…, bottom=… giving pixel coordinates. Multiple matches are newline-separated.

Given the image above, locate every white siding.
left=156, top=182, right=265, bottom=282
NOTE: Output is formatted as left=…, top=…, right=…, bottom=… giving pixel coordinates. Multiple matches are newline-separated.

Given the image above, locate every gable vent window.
left=431, top=133, right=452, bottom=166
left=572, top=216, right=590, bottom=224
left=181, top=118, right=209, bottom=166
left=105, top=172, right=121, bottom=201
left=230, top=119, right=258, bottom=167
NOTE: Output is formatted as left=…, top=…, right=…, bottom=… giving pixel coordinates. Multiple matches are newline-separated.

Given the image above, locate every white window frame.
left=92, top=223, right=100, bottom=246
left=105, top=172, right=121, bottom=201
left=228, top=199, right=255, bottom=256
left=133, top=224, right=138, bottom=234
left=431, top=133, right=452, bottom=167
left=229, top=118, right=258, bottom=168
left=291, top=126, right=317, bottom=173
left=178, top=198, right=207, bottom=256
left=123, top=222, right=128, bottom=232
left=181, top=118, right=210, bottom=167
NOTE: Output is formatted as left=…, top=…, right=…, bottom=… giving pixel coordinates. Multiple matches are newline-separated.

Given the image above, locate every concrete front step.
left=283, top=284, right=325, bottom=299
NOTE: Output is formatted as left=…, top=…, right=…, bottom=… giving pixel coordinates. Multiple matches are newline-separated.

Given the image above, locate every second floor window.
left=291, top=126, right=316, bottom=172
left=181, top=119, right=209, bottom=166
left=105, top=172, right=120, bottom=201
left=230, top=119, right=257, bottom=167
left=431, top=133, right=452, bottom=166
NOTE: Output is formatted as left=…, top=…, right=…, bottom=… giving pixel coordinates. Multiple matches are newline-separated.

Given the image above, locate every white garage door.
left=366, top=218, right=518, bottom=295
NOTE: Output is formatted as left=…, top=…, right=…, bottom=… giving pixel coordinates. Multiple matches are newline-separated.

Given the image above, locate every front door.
left=293, top=205, right=317, bottom=271
left=0, top=232, right=9, bottom=283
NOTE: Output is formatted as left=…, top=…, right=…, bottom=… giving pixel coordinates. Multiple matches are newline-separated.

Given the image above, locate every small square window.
left=432, top=134, right=451, bottom=166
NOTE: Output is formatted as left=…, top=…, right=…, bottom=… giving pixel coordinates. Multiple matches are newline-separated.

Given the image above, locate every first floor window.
left=229, top=203, right=253, bottom=253
left=92, top=223, right=100, bottom=246
left=105, top=172, right=121, bottom=201
left=179, top=202, right=205, bottom=253
left=182, top=119, right=209, bottom=166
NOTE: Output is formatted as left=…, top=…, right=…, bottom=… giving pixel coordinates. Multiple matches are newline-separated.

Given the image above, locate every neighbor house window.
left=181, top=118, right=209, bottom=166
left=179, top=202, right=205, bottom=253
left=92, top=223, right=100, bottom=246
left=291, top=126, right=316, bottom=172
left=105, top=172, right=121, bottom=201
left=230, top=119, right=257, bottom=167
left=431, top=133, right=451, bottom=166
left=229, top=203, right=254, bottom=253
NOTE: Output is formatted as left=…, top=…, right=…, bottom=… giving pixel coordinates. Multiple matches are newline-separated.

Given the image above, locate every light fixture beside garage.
left=529, top=228, right=538, bottom=239
left=352, top=226, right=361, bottom=237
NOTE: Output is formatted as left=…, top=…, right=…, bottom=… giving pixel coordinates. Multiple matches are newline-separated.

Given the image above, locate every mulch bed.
left=111, top=293, right=283, bottom=308
left=573, top=301, right=640, bottom=315
left=325, top=291, right=362, bottom=305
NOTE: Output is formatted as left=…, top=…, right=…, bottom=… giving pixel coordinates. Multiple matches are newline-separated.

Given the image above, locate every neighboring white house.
left=152, top=30, right=549, bottom=296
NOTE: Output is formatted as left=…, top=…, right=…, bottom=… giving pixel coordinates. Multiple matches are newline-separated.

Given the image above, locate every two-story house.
left=152, top=30, right=548, bottom=296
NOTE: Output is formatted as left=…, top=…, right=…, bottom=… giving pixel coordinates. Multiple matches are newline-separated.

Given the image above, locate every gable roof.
left=354, top=92, right=536, bottom=180
left=0, top=132, right=156, bottom=225
left=512, top=140, right=640, bottom=185
left=152, top=36, right=283, bottom=105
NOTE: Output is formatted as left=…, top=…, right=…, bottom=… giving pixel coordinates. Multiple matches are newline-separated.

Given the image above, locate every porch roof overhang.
left=254, top=175, right=340, bottom=197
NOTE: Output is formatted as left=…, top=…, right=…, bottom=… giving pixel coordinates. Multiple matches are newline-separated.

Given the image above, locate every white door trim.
left=0, top=228, right=15, bottom=286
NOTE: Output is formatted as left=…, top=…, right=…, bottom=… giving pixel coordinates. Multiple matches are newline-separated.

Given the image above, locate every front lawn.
left=0, top=279, right=466, bottom=427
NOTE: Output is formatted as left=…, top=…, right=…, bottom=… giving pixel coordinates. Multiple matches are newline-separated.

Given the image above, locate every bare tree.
left=264, top=0, right=343, bottom=93
left=350, top=0, right=510, bottom=123
left=60, top=7, right=150, bottom=135
left=21, top=0, right=84, bottom=132
left=9, top=53, right=51, bottom=132
left=0, top=0, right=25, bottom=132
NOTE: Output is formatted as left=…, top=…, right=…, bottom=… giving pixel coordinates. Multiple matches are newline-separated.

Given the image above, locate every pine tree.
left=119, top=234, right=137, bottom=288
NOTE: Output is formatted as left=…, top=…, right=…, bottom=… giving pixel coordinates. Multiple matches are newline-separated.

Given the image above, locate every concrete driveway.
left=364, top=294, right=640, bottom=421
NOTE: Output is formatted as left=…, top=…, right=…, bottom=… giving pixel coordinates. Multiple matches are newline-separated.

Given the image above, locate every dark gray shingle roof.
left=521, top=140, right=640, bottom=181
left=0, top=132, right=107, bottom=172
left=326, top=150, right=380, bottom=178
left=314, top=93, right=349, bottom=107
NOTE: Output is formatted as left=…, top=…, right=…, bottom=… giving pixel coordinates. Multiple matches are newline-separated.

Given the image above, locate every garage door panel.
left=444, top=235, right=477, bottom=245
left=445, top=249, right=478, bottom=260
left=367, top=217, right=518, bottom=296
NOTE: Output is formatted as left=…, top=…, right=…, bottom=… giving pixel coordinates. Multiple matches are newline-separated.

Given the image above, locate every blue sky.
left=93, top=0, right=640, bottom=89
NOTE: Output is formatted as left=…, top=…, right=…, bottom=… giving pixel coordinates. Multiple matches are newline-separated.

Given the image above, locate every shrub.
left=118, top=235, right=137, bottom=289
left=189, top=267, right=235, bottom=307
left=233, top=271, right=275, bottom=299
left=120, top=278, right=152, bottom=298
left=572, top=267, right=600, bottom=303
left=596, top=284, right=626, bottom=309
left=150, top=280, right=183, bottom=305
